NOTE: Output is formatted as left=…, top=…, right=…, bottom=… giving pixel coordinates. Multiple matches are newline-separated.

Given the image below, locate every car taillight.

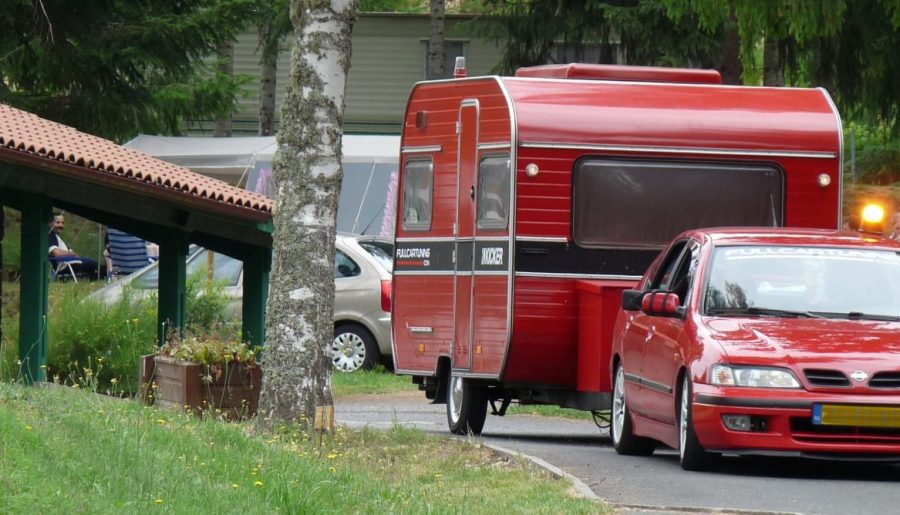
left=381, top=279, right=392, bottom=312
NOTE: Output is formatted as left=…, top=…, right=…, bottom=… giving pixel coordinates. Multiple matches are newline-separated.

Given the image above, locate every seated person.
left=48, top=213, right=106, bottom=280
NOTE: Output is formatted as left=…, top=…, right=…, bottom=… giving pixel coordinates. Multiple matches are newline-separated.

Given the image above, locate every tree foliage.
left=0, top=0, right=257, bottom=141
left=472, top=0, right=722, bottom=75
left=662, top=0, right=899, bottom=132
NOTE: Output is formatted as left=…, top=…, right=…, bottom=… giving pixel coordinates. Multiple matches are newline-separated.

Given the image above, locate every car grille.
left=791, top=418, right=900, bottom=445
left=803, top=369, right=850, bottom=387
left=869, top=372, right=900, bottom=389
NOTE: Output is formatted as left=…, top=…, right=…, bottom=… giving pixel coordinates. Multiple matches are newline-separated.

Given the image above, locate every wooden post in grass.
left=314, top=405, right=335, bottom=450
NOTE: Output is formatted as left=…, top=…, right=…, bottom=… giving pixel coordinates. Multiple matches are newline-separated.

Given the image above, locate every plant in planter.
left=140, top=332, right=261, bottom=420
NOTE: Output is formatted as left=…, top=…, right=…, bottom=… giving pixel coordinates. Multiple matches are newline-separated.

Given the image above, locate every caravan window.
left=573, top=159, right=784, bottom=249
left=477, top=155, right=511, bottom=230
left=402, top=159, right=434, bottom=231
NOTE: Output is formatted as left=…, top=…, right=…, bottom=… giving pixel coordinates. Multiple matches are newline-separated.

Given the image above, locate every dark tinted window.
left=573, top=159, right=783, bottom=248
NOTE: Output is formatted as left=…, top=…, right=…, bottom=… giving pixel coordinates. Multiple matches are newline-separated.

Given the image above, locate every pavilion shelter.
left=0, top=104, right=273, bottom=383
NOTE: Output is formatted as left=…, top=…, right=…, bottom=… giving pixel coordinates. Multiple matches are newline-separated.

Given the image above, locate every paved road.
left=336, top=391, right=900, bottom=515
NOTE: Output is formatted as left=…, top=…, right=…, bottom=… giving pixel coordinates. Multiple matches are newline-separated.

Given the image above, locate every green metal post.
left=241, top=246, right=271, bottom=346
left=157, top=231, right=188, bottom=347
left=19, top=194, right=51, bottom=383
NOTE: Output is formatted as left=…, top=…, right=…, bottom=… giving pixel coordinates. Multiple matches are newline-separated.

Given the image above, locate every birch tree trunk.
left=258, top=0, right=358, bottom=426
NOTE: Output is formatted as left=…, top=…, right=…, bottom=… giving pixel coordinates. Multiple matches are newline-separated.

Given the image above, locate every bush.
left=47, top=286, right=157, bottom=394
left=184, top=269, right=233, bottom=332
left=43, top=271, right=237, bottom=395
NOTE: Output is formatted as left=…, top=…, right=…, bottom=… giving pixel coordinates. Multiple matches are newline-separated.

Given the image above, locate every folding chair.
left=107, top=228, right=152, bottom=278
left=50, top=256, right=81, bottom=283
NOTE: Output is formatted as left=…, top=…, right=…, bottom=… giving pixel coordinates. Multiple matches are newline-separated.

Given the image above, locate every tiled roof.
left=0, top=104, right=273, bottom=217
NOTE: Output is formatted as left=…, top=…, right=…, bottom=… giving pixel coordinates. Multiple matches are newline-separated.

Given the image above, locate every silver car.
left=90, top=233, right=393, bottom=372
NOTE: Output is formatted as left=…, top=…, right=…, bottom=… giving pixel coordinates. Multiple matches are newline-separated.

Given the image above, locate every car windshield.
left=135, top=249, right=242, bottom=289
left=704, top=245, right=900, bottom=320
left=358, top=240, right=394, bottom=271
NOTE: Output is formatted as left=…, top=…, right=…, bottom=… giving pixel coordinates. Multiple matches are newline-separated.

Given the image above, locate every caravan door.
left=453, top=101, right=479, bottom=372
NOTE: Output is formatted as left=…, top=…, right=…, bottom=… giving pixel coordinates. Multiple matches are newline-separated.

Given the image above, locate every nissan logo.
left=851, top=370, right=868, bottom=382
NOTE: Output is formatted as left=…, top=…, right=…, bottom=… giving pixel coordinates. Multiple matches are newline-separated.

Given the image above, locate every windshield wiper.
left=810, top=311, right=900, bottom=322
left=706, top=306, right=825, bottom=318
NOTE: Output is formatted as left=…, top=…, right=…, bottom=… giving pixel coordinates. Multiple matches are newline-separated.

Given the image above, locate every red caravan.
left=391, top=62, right=843, bottom=435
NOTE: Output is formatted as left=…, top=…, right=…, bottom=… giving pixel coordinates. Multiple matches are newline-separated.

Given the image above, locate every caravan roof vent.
left=514, top=63, right=722, bottom=85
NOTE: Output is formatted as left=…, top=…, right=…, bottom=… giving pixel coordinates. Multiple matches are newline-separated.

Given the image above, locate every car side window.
left=649, top=240, right=688, bottom=290
left=669, top=241, right=701, bottom=302
left=335, top=250, right=361, bottom=278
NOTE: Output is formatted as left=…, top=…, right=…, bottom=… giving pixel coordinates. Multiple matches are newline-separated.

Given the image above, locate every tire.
left=679, top=374, right=721, bottom=471
left=446, top=371, right=488, bottom=435
left=611, top=364, right=655, bottom=456
left=332, top=324, right=379, bottom=373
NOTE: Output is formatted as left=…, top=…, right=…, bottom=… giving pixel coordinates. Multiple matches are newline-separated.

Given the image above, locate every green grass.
left=332, top=365, right=417, bottom=397
left=507, top=404, right=597, bottom=420
left=0, top=383, right=609, bottom=514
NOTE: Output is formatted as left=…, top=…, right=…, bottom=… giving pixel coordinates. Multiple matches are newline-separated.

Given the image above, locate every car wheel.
left=446, top=371, right=488, bottom=435
left=679, top=374, right=721, bottom=471
left=611, top=364, right=655, bottom=456
left=332, top=324, right=379, bottom=373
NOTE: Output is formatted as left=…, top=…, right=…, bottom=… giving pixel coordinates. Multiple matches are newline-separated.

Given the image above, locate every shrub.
left=185, top=269, right=233, bottom=332
left=48, top=286, right=157, bottom=394
left=45, top=270, right=236, bottom=395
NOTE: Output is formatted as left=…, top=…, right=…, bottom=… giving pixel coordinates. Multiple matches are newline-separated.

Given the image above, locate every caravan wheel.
left=446, top=372, right=488, bottom=435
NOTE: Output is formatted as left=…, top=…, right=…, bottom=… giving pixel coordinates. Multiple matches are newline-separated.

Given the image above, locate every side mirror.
left=622, top=289, right=644, bottom=311
left=641, top=291, right=682, bottom=317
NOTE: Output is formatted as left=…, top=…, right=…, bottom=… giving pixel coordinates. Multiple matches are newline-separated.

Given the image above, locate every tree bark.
left=718, top=13, right=743, bottom=85
left=258, top=50, right=278, bottom=136
left=258, top=0, right=358, bottom=427
left=214, top=42, right=234, bottom=137
left=763, top=34, right=784, bottom=87
left=427, top=0, right=445, bottom=80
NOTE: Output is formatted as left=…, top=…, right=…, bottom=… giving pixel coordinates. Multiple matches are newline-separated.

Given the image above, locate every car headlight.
left=710, top=364, right=801, bottom=388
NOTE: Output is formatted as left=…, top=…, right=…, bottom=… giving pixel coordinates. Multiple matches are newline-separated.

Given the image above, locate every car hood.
left=702, top=317, right=900, bottom=368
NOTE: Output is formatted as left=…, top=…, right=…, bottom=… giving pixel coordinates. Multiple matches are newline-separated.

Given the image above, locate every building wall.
left=191, top=13, right=504, bottom=135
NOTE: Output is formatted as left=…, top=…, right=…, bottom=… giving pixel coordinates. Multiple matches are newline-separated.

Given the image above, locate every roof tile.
left=0, top=104, right=273, bottom=216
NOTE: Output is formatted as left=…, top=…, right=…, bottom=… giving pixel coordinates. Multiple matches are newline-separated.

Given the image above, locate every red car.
left=610, top=228, right=900, bottom=470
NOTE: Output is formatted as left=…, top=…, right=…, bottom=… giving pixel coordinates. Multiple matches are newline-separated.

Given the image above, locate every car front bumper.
left=692, top=383, right=900, bottom=457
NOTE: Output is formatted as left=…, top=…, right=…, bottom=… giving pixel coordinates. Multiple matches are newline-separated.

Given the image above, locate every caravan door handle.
left=470, top=185, right=475, bottom=200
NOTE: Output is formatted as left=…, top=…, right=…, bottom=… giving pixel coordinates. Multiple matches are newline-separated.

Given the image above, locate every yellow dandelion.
left=326, top=453, right=338, bottom=459
left=329, top=466, right=336, bottom=473
left=231, top=484, right=240, bottom=489
left=254, top=481, right=263, bottom=487
left=25, top=425, right=32, bottom=431
left=154, top=499, right=163, bottom=504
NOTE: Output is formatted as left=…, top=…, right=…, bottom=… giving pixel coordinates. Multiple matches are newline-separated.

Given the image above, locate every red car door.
left=642, top=240, right=701, bottom=425
left=619, top=240, right=689, bottom=417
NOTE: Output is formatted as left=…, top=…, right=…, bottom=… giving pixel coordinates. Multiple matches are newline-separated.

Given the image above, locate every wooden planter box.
left=140, top=355, right=262, bottom=419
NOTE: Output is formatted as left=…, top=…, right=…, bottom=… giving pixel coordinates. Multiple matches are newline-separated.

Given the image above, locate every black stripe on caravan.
left=395, top=239, right=661, bottom=275
left=394, top=240, right=455, bottom=273
left=514, top=241, right=660, bottom=276
left=395, top=239, right=511, bottom=273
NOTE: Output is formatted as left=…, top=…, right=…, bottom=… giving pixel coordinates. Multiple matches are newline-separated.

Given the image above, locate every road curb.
left=475, top=440, right=600, bottom=500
